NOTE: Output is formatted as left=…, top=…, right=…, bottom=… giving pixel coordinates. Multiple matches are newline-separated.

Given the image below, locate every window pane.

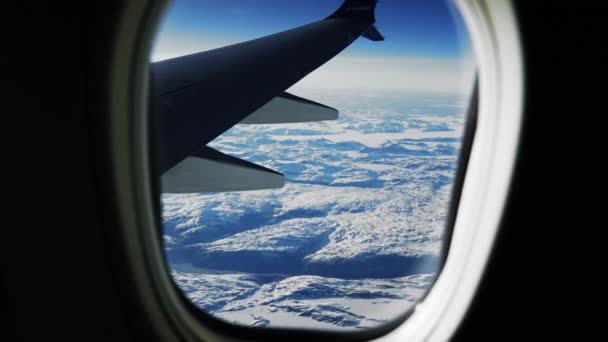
left=152, top=0, right=475, bottom=331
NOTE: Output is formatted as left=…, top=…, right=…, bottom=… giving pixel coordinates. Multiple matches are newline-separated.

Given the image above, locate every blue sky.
left=151, top=0, right=475, bottom=94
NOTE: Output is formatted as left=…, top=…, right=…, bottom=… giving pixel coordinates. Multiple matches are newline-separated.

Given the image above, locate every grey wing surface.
left=152, top=0, right=382, bottom=192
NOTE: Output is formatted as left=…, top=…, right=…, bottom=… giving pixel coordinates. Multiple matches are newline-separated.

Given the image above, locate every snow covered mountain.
left=172, top=265, right=436, bottom=330
left=161, top=89, right=467, bottom=329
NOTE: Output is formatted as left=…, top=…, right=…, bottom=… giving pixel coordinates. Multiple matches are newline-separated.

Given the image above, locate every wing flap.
left=239, top=92, right=338, bottom=124
left=161, top=147, right=284, bottom=193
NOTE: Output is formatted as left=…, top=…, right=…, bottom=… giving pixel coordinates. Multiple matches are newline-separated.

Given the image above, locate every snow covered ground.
left=161, top=89, right=468, bottom=329
left=172, top=264, right=435, bottom=330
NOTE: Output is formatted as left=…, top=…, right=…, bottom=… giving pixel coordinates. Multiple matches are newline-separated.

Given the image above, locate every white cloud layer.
left=151, top=32, right=238, bottom=62
left=290, top=56, right=476, bottom=95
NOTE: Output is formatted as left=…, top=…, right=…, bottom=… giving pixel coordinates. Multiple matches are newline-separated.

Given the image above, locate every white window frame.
left=377, top=1, right=524, bottom=340
left=107, top=0, right=524, bottom=341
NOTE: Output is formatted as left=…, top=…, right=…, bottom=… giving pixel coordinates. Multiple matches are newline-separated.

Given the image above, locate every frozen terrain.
left=161, top=89, right=467, bottom=330
left=172, top=264, right=435, bottom=329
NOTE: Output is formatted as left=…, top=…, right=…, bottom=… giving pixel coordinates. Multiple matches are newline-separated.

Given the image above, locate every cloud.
left=289, top=56, right=476, bottom=95
left=150, top=31, right=239, bottom=62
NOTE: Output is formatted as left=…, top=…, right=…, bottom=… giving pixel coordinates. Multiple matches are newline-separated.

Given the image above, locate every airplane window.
left=150, top=0, right=475, bottom=332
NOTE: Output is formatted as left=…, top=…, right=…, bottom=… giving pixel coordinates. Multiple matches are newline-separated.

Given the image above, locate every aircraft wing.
left=152, top=0, right=382, bottom=192
left=239, top=92, right=338, bottom=125
left=161, top=146, right=284, bottom=193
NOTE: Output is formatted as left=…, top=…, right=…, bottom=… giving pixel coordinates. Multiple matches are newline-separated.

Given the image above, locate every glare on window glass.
left=151, top=0, right=475, bottom=331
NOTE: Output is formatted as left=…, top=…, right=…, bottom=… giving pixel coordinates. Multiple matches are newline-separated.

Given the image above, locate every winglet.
left=328, top=0, right=378, bottom=22
left=327, top=0, right=383, bottom=41
left=362, top=25, right=384, bottom=41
